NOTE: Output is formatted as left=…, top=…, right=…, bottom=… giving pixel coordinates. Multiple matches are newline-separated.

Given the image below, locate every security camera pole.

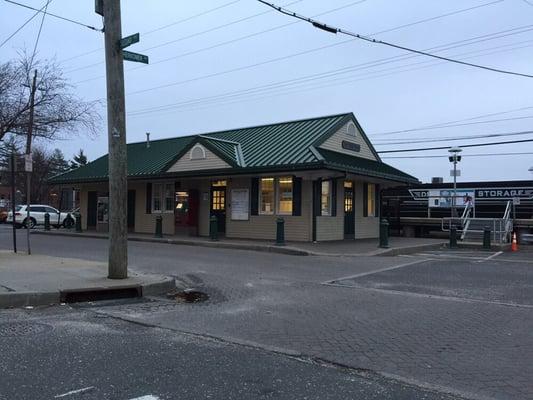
left=448, top=147, right=462, bottom=218
left=97, top=0, right=148, bottom=278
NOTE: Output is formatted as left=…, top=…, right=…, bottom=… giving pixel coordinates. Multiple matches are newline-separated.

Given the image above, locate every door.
left=211, top=180, right=226, bottom=234
left=29, top=206, right=46, bottom=225
left=127, top=190, right=136, bottom=231
left=344, top=181, right=355, bottom=236
left=87, top=191, right=97, bottom=228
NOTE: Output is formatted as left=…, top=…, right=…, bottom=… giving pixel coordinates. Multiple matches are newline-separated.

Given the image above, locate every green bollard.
left=483, top=226, right=491, bottom=249
left=449, top=225, right=458, bottom=248
left=276, top=217, right=285, bottom=246
left=75, top=214, right=82, bottom=232
left=44, top=212, right=50, bottom=231
left=209, top=215, right=218, bottom=241
left=379, top=219, right=389, bottom=248
left=155, top=215, right=163, bottom=238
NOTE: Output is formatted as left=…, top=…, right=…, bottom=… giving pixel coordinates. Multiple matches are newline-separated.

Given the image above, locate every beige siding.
left=167, top=144, right=231, bottom=172
left=225, top=177, right=312, bottom=242
left=315, top=179, right=344, bottom=241
left=129, top=182, right=175, bottom=235
left=354, top=180, right=379, bottom=239
left=319, top=121, right=378, bottom=161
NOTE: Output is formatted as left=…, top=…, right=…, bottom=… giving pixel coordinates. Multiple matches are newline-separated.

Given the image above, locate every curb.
left=372, top=242, right=448, bottom=257
left=0, top=275, right=176, bottom=309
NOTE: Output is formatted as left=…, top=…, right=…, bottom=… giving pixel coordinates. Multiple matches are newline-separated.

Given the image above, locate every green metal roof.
left=49, top=113, right=417, bottom=184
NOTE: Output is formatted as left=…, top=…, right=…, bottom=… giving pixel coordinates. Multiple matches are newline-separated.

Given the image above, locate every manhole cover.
left=0, top=322, right=53, bottom=337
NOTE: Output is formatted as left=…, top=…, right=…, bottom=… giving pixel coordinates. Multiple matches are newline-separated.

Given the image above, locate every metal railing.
left=459, top=203, right=473, bottom=240
left=502, top=200, right=513, bottom=243
left=442, top=217, right=512, bottom=244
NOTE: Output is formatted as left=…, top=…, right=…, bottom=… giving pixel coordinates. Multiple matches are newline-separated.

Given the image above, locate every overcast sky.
left=2, top=0, right=533, bottom=183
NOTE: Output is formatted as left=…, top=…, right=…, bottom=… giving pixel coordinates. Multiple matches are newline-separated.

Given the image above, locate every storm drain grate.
left=0, top=322, right=53, bottom=337
left=60, top=287, right=142, bottom=304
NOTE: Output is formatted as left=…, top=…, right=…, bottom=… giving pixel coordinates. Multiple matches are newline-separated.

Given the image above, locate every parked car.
left=7, top=205, right=75, bottom=229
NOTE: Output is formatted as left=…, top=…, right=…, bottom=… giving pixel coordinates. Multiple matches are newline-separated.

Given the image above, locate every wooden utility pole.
left=10, top=147, right=17, bottom=253
left=102, top=0, right=128, bottom=278
left=25, top=69, right=37, bottom=255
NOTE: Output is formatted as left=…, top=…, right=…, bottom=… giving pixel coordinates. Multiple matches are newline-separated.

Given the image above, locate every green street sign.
left=120, top=33, right=140, bottom=49
left=123, top=50, right=149, bottom=64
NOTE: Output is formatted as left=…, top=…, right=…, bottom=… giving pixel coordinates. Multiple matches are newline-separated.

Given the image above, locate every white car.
left=7, top=204, right=75, bottom=229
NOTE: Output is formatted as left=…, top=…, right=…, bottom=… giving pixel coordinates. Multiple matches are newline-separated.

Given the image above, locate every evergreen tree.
left=70, top=149, right=88, bottom=169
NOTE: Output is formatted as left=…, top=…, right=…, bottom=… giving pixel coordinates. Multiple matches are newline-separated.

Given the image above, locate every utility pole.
left=10, top=147, right=17, bottom=253
left=25, top=69, right=37, bottom=255
left=102, top=0, right=128, bottom=278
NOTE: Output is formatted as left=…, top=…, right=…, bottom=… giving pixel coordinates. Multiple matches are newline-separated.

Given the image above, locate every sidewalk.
left=0, top=251, right=175, bottom=308
left=31, top=229, right=448, bottom=256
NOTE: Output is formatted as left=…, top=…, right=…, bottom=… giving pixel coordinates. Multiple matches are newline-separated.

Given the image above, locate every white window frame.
left=276, top=176, right=293, bottom=216
left=347, top=122, right=357, bottom=137
left=259, top=177, right=275, bottom=215
left=152, top=182, right=174, bottom=213
left=321, top=180, right=332, bottom=216
left=189, top=144, right=206, bottom=160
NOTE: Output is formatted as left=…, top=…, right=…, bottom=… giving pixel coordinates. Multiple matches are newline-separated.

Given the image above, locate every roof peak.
left=127, top=112, right=353, bottom=146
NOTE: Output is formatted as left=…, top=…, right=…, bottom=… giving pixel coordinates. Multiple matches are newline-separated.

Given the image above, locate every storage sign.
left=476, top=188, right=533, bottom=200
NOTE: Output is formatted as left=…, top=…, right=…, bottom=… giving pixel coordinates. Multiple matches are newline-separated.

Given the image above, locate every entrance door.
left=87, top=191, right=97, bottom=229
left=344, top=181, right=355, bottom=236
left=211, top=180, right=226, bottom=234
left=127, top=190, right=136, bottom=231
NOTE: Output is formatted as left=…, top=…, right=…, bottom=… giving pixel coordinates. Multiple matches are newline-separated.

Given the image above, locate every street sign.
left=450, top=169, right=461, bottom=177
left=119, top=33, right=140, bottom=49
left=123, top=50, right=149, bottom=64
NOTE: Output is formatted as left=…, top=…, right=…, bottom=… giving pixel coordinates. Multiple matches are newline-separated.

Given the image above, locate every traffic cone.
left=511, top=232, right=518, bottom=252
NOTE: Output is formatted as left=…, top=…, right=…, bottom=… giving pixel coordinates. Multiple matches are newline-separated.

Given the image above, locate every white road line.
left=54, top=387, right=95, bottom=398
left=322, top=258, right=430, bottom=285
left=129, top=396, right=160, bottom=400
left=476, top=251, right=503, bottom=263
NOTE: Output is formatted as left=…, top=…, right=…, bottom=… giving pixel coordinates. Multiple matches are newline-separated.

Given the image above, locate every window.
left=152, top=183, right=174, bottom=213
left=190, top=144, right=206, bottom=160
left=347, top=122, right=357, bottom=137
left=344, top=181, right=353, bottom=213
left=367, top=183, right=376, bottom=217
left=277, top=177, right=293, bottom=215
left=321, top=180, right=332, bottom=216
left=260, top=178, right=275, bottom=214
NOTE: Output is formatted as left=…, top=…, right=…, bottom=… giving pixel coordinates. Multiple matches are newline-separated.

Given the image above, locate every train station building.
left=50, top=113, right=418, bottom=242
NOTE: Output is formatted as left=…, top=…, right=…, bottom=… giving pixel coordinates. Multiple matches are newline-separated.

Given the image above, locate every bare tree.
left=0, top=51, right=101, bottom=142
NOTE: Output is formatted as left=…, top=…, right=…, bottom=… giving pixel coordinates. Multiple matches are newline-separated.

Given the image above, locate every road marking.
left=322, top=258, right=430, bottom=285
left=54, top=387, right=95, bottom=398
left=476, top=251, right=503, bottom=263
left=129, top=396, right=160, bottom=400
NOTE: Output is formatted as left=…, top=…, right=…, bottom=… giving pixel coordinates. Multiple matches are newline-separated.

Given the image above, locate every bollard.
left=483, top=226, right=491, bottom=249
left=276, top=217, right=285, bottom=246
left=209, top=215, right=218, bottom=241
left=379, top=219, right=389, bottom=248
left=155, top=215, right=163, bottom=238
left=75, top=214, right=82, bottom=232
left=44, top=212, right=50, bottom=231
left=449, top=225, right=458, bottom=248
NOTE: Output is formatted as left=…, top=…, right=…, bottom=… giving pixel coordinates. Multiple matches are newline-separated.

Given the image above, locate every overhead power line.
left=382, top=152, right=533, bottom=159
left=377, top=138, right=533, bottom=153
left=373, top=129, right=533, bottom=146
left=59, top=0, right=243, bottom=63
left=257, top=0, right=533, bottom=79
left=371, top=105, right=533, bottom=135
left=0, top=0, right=47, bottom=48
left=125, top=37, right=533, bottom=116
left=29, top=0, right=51, bottom=68
left=3, top=0, right=102, bottom=31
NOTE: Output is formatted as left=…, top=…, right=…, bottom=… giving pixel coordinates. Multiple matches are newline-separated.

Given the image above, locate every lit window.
left=367, top=183, right=376, bottom=217
left=260, top=178, right=275, bottom=214
left=277, top=177, right=293, bottom=215
left=321, top=180, right=332, bottom=216
left=344, top=181, right=353, bottom=213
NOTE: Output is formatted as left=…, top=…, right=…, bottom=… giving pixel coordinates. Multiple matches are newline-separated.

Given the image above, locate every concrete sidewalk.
left=0, top=251, right=175, bottom=308
left=31, top=229, right=448, bottom=256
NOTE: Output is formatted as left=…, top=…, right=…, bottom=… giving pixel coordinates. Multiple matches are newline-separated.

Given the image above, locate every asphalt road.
left=1, top=225, right=533, bottom=400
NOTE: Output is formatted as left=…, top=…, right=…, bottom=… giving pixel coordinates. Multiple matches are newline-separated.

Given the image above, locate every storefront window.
left=152, top=183, right=174, bottom=213
left=321, top=180, right=331, bottom=216
left=367, top=183, right=376, bottom=217
left=152, top=184, right=162, bottom=212
left=277, top=177, right=293, bottom=215
left=164, top=183, right=174, bottom=212
left=260, top=178, right=275, bottom=214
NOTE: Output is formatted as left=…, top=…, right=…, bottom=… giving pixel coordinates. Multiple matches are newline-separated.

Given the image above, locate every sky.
left=1, top=0, right=533, bottom=183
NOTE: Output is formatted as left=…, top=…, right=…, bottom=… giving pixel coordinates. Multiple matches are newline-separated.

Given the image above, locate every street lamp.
left=448, top=147, right=462, bottom=218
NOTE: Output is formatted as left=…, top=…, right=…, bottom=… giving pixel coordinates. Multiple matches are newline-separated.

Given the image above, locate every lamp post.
left=448, top=147, right=462, bottom=218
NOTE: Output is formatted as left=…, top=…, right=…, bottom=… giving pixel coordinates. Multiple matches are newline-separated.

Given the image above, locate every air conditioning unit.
left=431, top=177, right=444, bottom=184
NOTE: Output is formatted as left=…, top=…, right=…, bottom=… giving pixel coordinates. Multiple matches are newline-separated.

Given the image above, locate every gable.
left=166, top=144, right=231, bottom=172
left=318, top=120, right=379, bottom=161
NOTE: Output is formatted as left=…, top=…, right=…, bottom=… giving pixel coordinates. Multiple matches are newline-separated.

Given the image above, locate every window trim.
left=189, top=144, right=206, bottom=160
left=347, top=122, right=357, bottom=137
left=366, top=183, right=376, bottom=217
left=276, top=176, right=293, bottom=215
left=259, top=177, right=275, bottom=215
left=152, top=182, right=175, bottom=214
left=320, top=180, right=332, bottom=216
